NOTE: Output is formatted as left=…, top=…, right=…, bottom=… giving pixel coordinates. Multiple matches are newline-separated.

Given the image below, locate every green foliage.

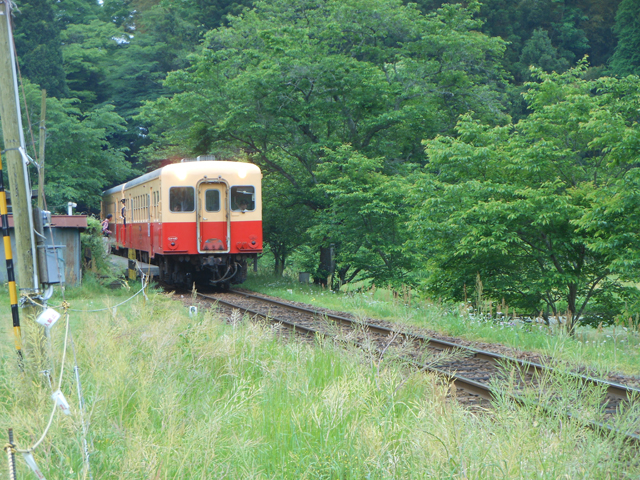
left=141, top=0, right=509, bottom=279
left=479, top=0, right=620, bottom=83
left=609, top=0, right=640, bottom=76
left=62, top=0, right=257, bottom=168
left=411, top=65, right=640, bottom=330
left=16, top=80, right=135, bottom=211
left=60, top=20, right=123, bottom=108
left=312, top=146, right=414, bottom=287
left=55, top=0, right=102, bottom=27
left=261, top=172, right=313, bottom=275
left=3, top=0, right=638, bottom=330
left=12, top=0, right=68, bottom=97
left=80, top=216, right=117, bottom=278
left=517, top=28, right=570, bottom=79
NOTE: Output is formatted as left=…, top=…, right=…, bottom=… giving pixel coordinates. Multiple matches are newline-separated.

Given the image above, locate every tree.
left=12, top=0, right=68, bottom=97
left=60, top=20, right=124, bottom=108
left=55, top=0, right=102, bottom=27
left=261, top=173, right=313, bottom=275
left=309, top=146, right=415, bottom=288
left=140, top=0, right=508, bottom=283
left=609, top=0, right=640, bottom=76
left=410, top=65, right=640, bottom=331
left=478, top=0, right=620, bottom=83
left=16, top=81, right=135, bottom=211
left=517, top=28, right=570, bottom=80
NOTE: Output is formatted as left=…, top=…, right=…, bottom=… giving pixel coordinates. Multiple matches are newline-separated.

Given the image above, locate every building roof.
left=1, top=215, right=87, bottom=229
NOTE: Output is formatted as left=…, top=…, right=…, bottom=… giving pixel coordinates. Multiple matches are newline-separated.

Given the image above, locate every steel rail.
left=228, top=289, right=638, bottom=402
left=201, top=292, right=495, bottom=400
left=199, top=290, right=640, bottom=446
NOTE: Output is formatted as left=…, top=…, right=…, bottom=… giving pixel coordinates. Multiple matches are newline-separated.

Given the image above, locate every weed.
left=244, top=272, right=640, bottom=376
left=0, top=280, right=638, bottom=478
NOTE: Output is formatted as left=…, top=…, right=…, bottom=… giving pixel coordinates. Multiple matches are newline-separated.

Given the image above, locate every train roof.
left=102, top=161, right=261, bottom=196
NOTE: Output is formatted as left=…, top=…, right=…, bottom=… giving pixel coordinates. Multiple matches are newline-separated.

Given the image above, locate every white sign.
left=22, top=452, right=46, bottom=479
left=51, top=389, right=71, bottom=415
left=36, top=308, right=60, bottom=329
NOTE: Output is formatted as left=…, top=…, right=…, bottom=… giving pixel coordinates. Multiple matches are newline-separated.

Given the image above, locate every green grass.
left=242, top=272, right=640, bottom=378
left=0, top=280, right=638, bottom=478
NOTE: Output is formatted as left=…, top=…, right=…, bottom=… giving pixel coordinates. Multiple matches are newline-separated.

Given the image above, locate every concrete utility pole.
left=0, top=1, right=40, bottom=296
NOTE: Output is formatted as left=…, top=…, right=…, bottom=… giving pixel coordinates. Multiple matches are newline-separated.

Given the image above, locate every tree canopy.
left=411, top=65, right=640, bottom=330
left=140, top=0, right=509, bottom=283
left=609, top=0, right=640, bottom=76
left=2, top=0, right=640, bottom=325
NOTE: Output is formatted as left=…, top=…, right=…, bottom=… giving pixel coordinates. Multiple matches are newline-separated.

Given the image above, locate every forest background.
left=4, top=0, right=640, bottom=330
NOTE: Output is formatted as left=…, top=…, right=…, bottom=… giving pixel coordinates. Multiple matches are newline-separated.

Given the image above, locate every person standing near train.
left=120, top=199, right=127, bottom=226
left=102, top=213, right=112, bottom=237
left=102, top=213, right=113, bottom=254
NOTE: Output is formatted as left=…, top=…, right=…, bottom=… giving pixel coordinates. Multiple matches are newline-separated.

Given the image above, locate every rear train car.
left=101, top=160, right=263, bottom=287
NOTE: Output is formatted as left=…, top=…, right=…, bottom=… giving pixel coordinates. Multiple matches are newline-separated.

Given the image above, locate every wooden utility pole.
left=0, top=1, right=40, bottom=297
left=38, top=89, right=46, bottom=210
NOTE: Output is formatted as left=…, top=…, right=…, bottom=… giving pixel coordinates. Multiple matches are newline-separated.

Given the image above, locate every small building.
left=0, top=215, right=87, bottom=287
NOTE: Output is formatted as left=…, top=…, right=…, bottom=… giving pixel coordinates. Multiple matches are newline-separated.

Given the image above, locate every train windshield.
left=205, top=189, right=221, bottom=212
left=231, top=186, right=255, bottom=211
left=169, top=186, right=195, bottom=212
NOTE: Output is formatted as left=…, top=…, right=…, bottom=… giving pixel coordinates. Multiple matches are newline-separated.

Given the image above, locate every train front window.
left=205, top=189, right=221, bottom=212
left=169, top=186, right=195, bottom=212
left=231, top=186, right=255, bottom=211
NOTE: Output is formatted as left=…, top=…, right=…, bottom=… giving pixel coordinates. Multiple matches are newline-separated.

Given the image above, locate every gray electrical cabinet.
left=38, top=245, right=66, bottom=284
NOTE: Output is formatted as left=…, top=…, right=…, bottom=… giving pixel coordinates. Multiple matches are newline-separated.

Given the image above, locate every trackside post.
left=128, top=248, right=136, bottom=281
left=0, top=151, right=22, bottom=362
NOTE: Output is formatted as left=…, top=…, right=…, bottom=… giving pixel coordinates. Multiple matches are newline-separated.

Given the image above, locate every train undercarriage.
left=157, top=254, right=254, bottom=288
left=122, top=248, right=256, bottom=289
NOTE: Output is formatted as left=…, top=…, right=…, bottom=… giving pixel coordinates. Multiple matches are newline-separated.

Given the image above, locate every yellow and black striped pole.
left=0, top=152, right=22, bottom=361
left=128, top=248, right=137, bottom=281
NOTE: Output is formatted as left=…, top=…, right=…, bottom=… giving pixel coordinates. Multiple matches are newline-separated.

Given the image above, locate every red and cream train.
left=101, top=160, right=263, bottom=287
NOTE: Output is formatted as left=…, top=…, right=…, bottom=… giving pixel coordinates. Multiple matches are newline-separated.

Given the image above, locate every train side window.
left=170, top=186, right=195, bottom=212
left=230, top=186, right=255, bottom=211
left=205, top=189, right=220, bottom=212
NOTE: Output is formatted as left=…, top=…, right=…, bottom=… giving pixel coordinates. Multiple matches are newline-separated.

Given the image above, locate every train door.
left=197, top=180, right=230, bottom=253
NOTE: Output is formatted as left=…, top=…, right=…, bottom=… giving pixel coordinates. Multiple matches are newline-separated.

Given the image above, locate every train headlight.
left=176, top=168, right=188, bottom=181
left=238, top=166, right=248, bottom=179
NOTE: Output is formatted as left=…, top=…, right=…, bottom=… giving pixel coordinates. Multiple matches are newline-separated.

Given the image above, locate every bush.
left=80, top=216, right=118, bottom=283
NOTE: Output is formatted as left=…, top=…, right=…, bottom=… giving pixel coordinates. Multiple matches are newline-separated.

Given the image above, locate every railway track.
left=193, top=289, right=640, bottom=445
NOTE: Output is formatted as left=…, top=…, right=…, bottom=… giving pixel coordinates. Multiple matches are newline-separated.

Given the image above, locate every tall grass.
left=0, top=284, right=638, bottom=478
left=243, top=273, right=640, bottom=377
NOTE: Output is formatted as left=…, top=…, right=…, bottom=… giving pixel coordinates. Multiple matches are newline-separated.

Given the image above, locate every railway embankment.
left=240, top=274, right=640, bottom=381
left=1, top=278, right=639, bottom=477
